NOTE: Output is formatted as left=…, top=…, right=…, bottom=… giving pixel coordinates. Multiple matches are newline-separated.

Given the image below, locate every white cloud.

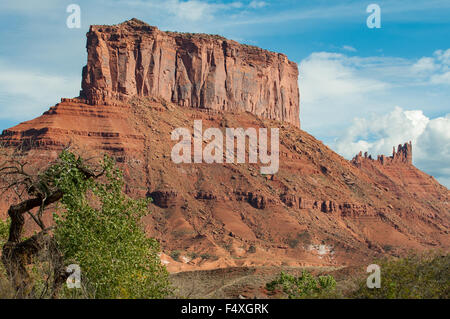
left=299, top=50, right=450, bottom=188
left=169, top=0, right=216, bottom=21
left=121, top=0, right=244, bottom=23
left=299, top=52, right=387, bottom=104
left=412, top=57, right=437, bottom=73
left=334, top=107, right=450, bottom=188
left=0, top=59, right=80, bottom=120
left=335, top=106, right=429, bottom=158
left=301, top=49, right=450, bottom=108
left=411, top=49, right=450, bottom=84
left=342, top=45, right=357, bottom=52
left=431, top=72, right=450, bottom=85
left=248, top=1, right=267, bottom=9
left=435, top=49, right=450, bottom=66
left=416, top=113, right=450, bottom=183
left=164, top=0, right=243, bottom=22
left=299, top=49, right=450, bottom=138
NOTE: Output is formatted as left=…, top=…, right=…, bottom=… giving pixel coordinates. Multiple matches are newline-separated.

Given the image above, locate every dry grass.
left=170, top=266, right=344, bottom=299
left=0, top=272, right=14, bottom=299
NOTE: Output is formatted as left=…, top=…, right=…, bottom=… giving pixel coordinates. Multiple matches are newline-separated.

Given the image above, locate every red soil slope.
left=1, top=97, right=448, bottom=272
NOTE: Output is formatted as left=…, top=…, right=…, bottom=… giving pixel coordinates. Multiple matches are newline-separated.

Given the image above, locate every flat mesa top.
left=88, top=18, right=290, bottom=61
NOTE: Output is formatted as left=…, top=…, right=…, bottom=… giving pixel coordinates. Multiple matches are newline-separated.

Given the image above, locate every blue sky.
left=0, top=0, right=449, bottom=186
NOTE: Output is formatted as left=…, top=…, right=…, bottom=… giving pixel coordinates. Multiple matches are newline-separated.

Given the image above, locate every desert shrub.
left=53, top=151, right=171, bottom=299
left=287, top=231, right=311, bottom=248
left=287, top=238, right=300, bottom=248
left=200, top=253, right=218, bottom=261
left=297, top=231, right=312, bottom=245
left=266, top=270, right=338, bottom=299
left=188, top=252, right=199, bottom=260
left=170, top=250, right=181, bottom=261
left=223, top=240, right=233, bottom=252
left=351, top=252, right=450, bottom=299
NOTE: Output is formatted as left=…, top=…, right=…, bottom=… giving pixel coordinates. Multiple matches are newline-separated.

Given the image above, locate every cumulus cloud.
left=300, top=49, right=450, bottom=109
left=299, top=50, right=450, bottom=188
left=335, top=107, right=427, bottom=158
left=411, top=57, right=437, bottom=74
left=412, top=49, right=450, bottom=84
left=334, top=107, right=450, bottom=188
left=299, top=49, right=450, bottom=136
left=298, top=51, right=400, bottom=139
left=299, top=52, right=387, bottom=104
left=435, top=49, right=450, bottom=65
left=415, top=113, right=450, bottom=185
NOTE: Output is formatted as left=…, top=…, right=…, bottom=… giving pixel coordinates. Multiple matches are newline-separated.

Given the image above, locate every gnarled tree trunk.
left=1, top=190, right=70, bottom=298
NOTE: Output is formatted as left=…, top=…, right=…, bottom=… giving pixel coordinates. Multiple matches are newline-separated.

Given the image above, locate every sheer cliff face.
left=80, top=19, right=300, bottom=127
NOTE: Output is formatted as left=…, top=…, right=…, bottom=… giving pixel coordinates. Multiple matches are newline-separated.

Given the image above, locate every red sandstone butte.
left=0, top=19, right=448, bottom=272
left=80, top=18, right=300, bottom=127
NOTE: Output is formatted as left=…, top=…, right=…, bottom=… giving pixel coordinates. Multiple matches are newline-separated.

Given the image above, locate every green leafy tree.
left=1, top=148, right=171, bottom=298
left=351, top=252, right=449, bottom=299
left=53, top=151, right=172, bottom=298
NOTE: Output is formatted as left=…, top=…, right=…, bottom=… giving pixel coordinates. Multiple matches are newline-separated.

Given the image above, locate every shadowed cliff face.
left=80, top=18, right=300, bottom=128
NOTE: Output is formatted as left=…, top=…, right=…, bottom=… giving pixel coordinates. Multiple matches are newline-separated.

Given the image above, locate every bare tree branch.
left=0, top=142, right=105, bottom=298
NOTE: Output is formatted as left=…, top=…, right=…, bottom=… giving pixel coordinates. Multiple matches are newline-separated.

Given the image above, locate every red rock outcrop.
left=280, top=194, right=370, bottom=216
left=0, top=97, right=145, bottom=156
left=150, top=190, right=180, bottom=208
left=80, top=19, right=300, bottom=127
left=352, top=142, right=412, bottom=167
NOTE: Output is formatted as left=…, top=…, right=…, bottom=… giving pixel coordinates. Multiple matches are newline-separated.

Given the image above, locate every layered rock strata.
left=80, top=19, right=300, bottom=127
